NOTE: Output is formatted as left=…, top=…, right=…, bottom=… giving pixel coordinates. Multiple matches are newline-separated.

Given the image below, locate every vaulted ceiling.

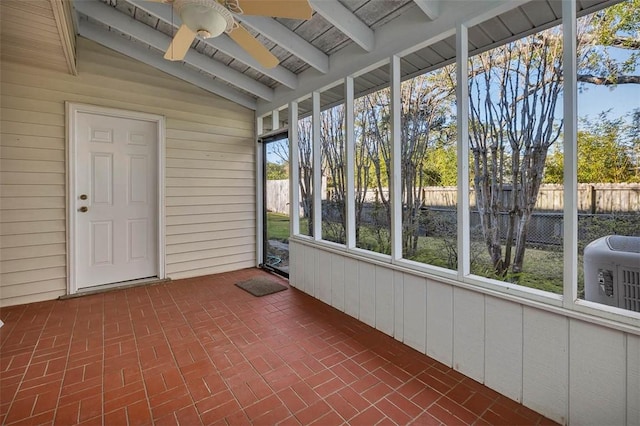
left=4, top=0, right=613, bottom=113
left=72, top=0, right=612, bottom=114
left=74, top=0, right=421, bottom=109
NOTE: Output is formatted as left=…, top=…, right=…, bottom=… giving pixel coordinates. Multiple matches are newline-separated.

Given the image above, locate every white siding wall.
left=289, top=240, right=640, bottom=425
left=0, top=1, right=73, bottom=75
left=0, top=38, right=255, bottom=307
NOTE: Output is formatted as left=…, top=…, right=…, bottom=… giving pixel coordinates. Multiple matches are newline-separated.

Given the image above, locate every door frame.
left=259, top=129, right=290, bottom=278
left=66, top=102, right=166, bottom=295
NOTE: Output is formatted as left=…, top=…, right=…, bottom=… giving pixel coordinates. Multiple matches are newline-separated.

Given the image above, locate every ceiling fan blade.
left=237, top=0, right=312, bottom=20
left=164, top=24, right=195, bottom=61
left=228, top=24, right=279, bottom=69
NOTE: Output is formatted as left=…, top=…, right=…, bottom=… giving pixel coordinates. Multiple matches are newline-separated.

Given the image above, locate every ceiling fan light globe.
left=180, top=5, right=227, bottom=38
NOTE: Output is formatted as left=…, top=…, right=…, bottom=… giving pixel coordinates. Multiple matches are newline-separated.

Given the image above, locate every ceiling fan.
left=149, top=0, right=313, bottom=69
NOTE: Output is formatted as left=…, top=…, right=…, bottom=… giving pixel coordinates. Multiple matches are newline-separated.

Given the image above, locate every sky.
left=578, top=82, right=639, bottom=120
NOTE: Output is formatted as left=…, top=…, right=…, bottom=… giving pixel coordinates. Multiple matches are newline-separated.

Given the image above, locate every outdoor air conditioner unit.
left=584, top=235, right=640, bottom=312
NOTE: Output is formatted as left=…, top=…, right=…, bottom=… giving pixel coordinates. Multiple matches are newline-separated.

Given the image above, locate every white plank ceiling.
left=73, top=0, right=613, bottom=112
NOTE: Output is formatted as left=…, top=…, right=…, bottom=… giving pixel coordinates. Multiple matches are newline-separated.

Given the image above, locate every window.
left=400, top=62, right=458, bottom=270
left=297, top=115, right=313, bottom=237
left=467, top=23, right=564, bottom=293
left=354, top=66, right=392, bottom=255
left=320, top=86, right=347, bottom=244
left=283, top=0, right=640, bottom=320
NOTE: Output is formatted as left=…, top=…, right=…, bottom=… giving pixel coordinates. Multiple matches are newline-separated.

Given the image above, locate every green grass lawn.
left=267, top=212, right=312, bottom=241
left=266, top=212, right=291, bottom=241
left=408, top=235, right=565, bottom=294
left=356, top=225, right=566, bottom=294
left=268, top=212, right=569, bottom=294
left=469, top=244, right=565, bottom=294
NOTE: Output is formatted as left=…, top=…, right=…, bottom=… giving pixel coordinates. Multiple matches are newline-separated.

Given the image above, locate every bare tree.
left=320, top=105, right=347, bottom=243
left=350, top=73, right=457, bottom=255
left=360, top=89, right=392, bottom=253
left=354, top=97, right=374, bottom=244
left=298, top=117, right=314, bottom=236
left=468, top=0, right=639, bottom=278
left=468, top=30, right=564, bottom=276
left=400, top=67, right=456, bottom=256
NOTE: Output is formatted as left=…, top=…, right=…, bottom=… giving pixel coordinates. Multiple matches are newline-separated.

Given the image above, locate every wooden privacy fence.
left=266, top=180, right=290, bottom=214
left=266, top=178, right=326, bottom=215
left=270, top=182, right=640, bottom=214
left=418, top=183, right=640, bottom=213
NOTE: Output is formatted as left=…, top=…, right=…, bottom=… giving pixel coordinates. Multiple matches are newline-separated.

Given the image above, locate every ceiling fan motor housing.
left=174, top=0, right=235, bottom=39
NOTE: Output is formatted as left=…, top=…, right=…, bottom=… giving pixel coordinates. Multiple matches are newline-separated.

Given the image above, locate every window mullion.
left=345, top=77, right=356, bottom=249
left=456, top=23, right=471, bottom=280
left=390, top=55, right=402, bottom=261
left=562, top=0, right=578, bottom=306
left=312, top=91, right=322, bottom=241
left=289, top=101, right=300, bottom=237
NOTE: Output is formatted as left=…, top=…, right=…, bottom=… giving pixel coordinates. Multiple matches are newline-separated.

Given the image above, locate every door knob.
left=79, top=206, right=88, bottom=213
left=80, top=194, right=88, bottom=200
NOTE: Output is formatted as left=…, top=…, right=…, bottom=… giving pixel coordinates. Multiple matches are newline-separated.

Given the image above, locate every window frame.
left=283, top=0, right=640, bottom=327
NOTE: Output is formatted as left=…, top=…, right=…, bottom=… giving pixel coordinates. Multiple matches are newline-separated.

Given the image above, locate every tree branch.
left=608, top=36, right=640, bottom=50
left=577, top=74, right=640, bottom=85
left=581, top=34, right=640, bottom=50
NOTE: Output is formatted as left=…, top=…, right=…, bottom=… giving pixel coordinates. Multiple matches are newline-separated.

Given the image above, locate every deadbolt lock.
left=80, top=194, right=88, bottom=200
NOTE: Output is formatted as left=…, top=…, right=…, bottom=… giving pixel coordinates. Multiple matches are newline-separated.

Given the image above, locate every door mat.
left=235, top=277, right=288, bottom=297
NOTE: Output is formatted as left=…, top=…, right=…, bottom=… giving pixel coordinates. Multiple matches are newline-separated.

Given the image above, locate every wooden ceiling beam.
left=413, top=0, right=441, bottom=20
left=309, top=0, right=374, bottom=52
left=237, top=15, right=329, bottom=73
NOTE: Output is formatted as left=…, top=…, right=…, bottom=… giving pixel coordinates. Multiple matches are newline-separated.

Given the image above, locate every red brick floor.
left=0, top=268, right=557, bottom=425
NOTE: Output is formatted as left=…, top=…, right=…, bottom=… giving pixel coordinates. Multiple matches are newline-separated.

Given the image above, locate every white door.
left=74, top=112, right=158, bottom=289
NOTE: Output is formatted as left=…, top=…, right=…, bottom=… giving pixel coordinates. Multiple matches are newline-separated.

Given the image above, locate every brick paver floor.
left=0, top=268, right=557, bottom=425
